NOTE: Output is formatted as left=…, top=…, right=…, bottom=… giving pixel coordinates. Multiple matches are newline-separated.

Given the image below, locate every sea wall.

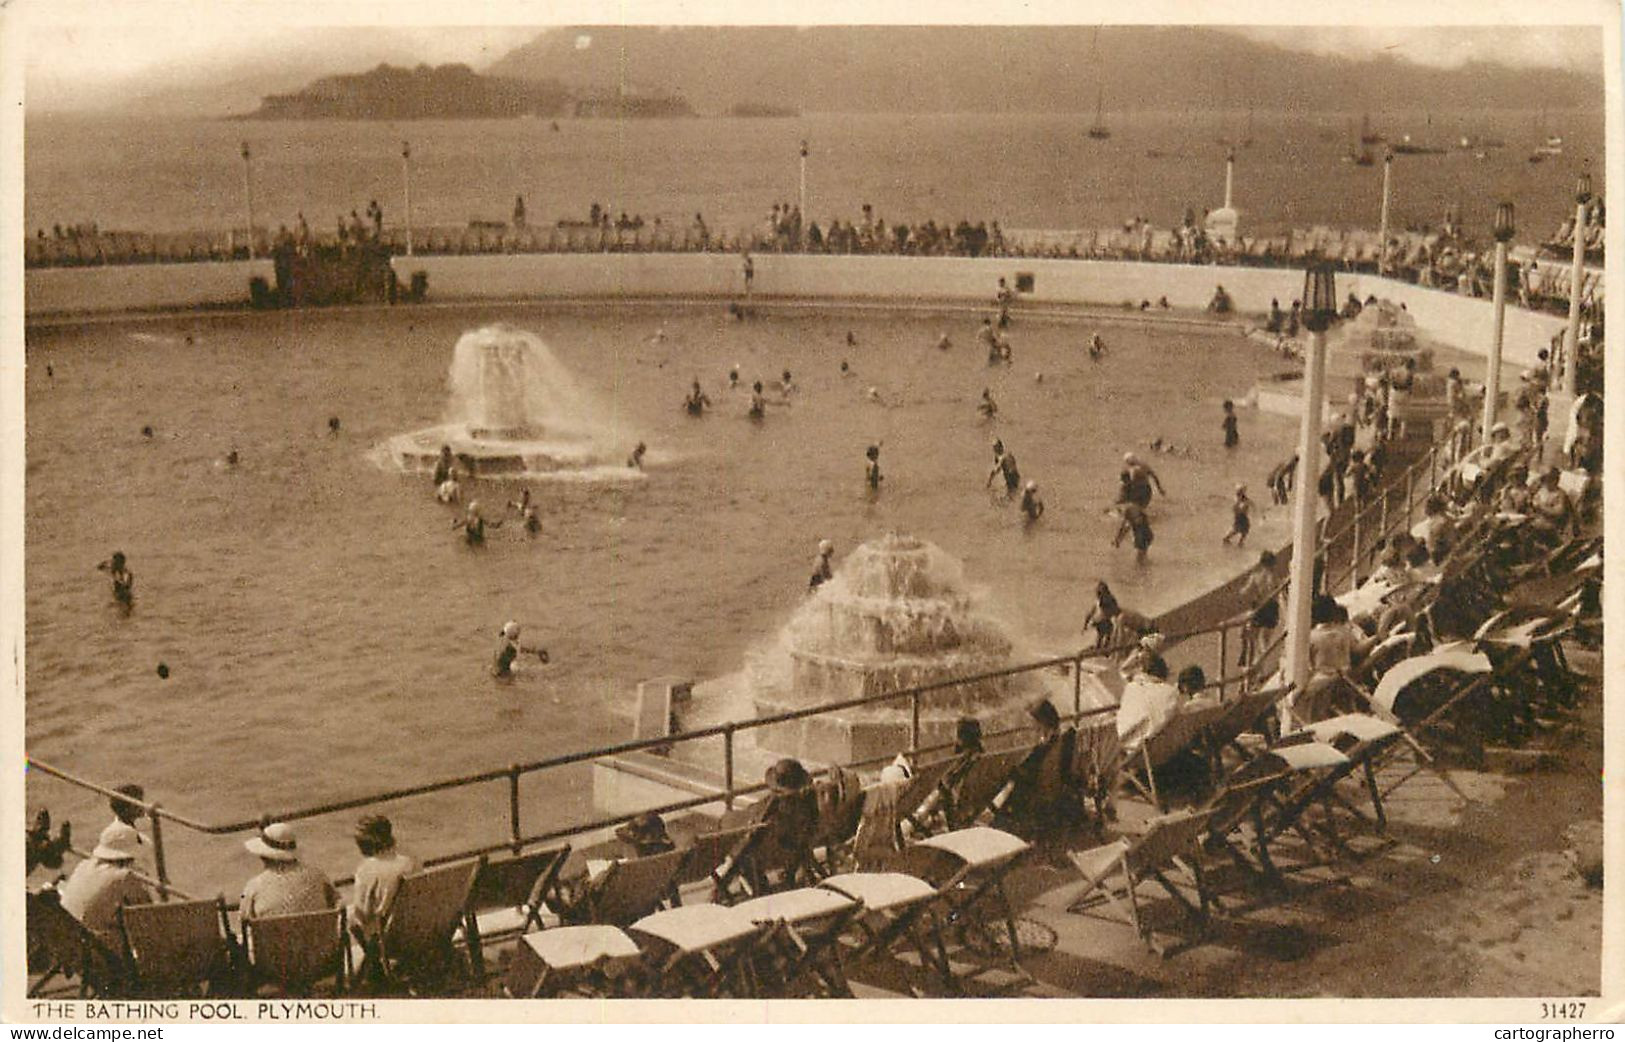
left=24, top=261, right=276, bottom=316
left=24, top=252, right=1564, bottom=367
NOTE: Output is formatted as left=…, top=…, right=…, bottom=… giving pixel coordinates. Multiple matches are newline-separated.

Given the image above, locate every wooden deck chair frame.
left=628, top=905, right=767, bottom=998
left=673, top=824, right=764, bottom=899
left=461, top=844, right=571, bottom=976
left=1202, top=686, right=1290, bottom=776
left=936, top=745, right=1035, bottom=833
left=562, top=847, right=686, bottom=926
left=817, top=872, right=952, bottom=998
left=1201, top=744, right=1351, bottom=892
left=27, top=889, right=131, bottom=999
left=374, top=861, right=479, bottom=993
left=1066, top=808, right=1216, bottom=956
left=889, top=827, right=1033, bottom=994
left=1122, top=703, right=1227, bottom=811
left=1281, top=714, right=1408, bottom=834
left=713, top=818, right=819, bottom=902
left=732, top=888, right=863, bottom=998
left=117, top=897, right=238, bottom=998
left=1226, top=742, right=1358, bottom=883
left=242, top=906, right=349, bottom=997
left=1070, top=717, right=1122, bottom=822
left=504, top=925, right=646, bottom=999
left=892, top=757, right=958, bottom=841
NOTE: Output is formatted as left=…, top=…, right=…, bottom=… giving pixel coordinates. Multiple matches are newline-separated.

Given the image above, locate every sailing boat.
left=1088, top=86, right=1111, bottom=140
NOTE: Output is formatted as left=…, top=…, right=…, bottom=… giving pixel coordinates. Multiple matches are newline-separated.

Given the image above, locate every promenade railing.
left=25, top=420, right=1465, bottom=906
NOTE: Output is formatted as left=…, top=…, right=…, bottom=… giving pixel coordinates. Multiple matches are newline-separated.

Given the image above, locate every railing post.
left=1217, top=627, right=1229, bottom=699
left=910, top=691, right=922, bottom=752
left=149, top=807, right=171, bottom=902
left=723, top=725, right=736, bottom=810
left=1378, top=485, right=1389, bottom=543
left=1404, top=467, right=1415, bottom=528
left=1429, top=441, right=1438, bottom=490
left=508, top=765, right=522, bottom=853
left=1072, top=655, right=1083, bottom=718
left=1350, top=511, right=1362, bottom=593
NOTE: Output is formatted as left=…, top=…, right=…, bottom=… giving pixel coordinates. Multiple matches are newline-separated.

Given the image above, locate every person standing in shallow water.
left=1222, top=484, right=1252, bottom=546
left=986, top=439, right=1020, bottom=497
left=1020, top=481, right=1044, bottom=523
left=97, top=551, right=134, bottom=613
left=865, top=445, right=883, bottom=493
left=1222, top=399, right=1239, bottom=449
left=1114, top=502, right=1154, bottom=564
left=453, top=501, right=501, bottom=546
left=432, top=445, right=455, bottom=487
left=491, top=620, right=549, bottom=679
left=748, top=382, right=767, bottom=420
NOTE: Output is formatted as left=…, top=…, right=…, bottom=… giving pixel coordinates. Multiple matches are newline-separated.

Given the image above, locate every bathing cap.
left=1025, top=481, right=1037, bottom=491
left=1236, top=483, right=1247, bottom=494
left=468, top=500, right=481, bottom=514
left=818, top=539, right=833, bottom=555
left=1124, top=452, right=1140, bottom=466
left=502, top=621, right=520, bottom=640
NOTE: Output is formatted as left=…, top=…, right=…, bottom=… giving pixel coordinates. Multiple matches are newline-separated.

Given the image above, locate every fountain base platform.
left=387, top=423, right=616, bottom=477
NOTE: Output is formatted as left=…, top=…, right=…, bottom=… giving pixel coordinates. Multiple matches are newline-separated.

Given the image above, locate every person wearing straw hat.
left=347, top=816, right=416, bottom=947
left=56, top=822, right=152, bottom=947
left=240, top=822, right=337, bottom=921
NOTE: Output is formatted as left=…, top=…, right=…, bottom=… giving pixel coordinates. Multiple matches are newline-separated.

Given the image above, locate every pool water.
left=24, top=301, right=1298, bottom=891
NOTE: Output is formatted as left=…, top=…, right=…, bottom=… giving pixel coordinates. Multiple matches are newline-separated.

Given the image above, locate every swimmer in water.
left=96, top=551, right=135, bottom=613
left=1222, top=484, right=1252, bottom=546
left=978, top=317, right=998, bottom=361
left=978, top=388, right=998, bottom=420
left=748, top=382, right=767, bottom=420
left=627, top=441, right=647, bottom=469
left=436, top=473, right=462, bottom=505
left=491, top=620, right=550, bottom=679
left=779, top=369, right=795, bottom=395
left=1088, top=333, right=1107, bottom=361
left=865, top=386, right=883, bottom=405
left=809, top=539, right=836, bottom=589
left=684, top=380, right=711, bottom=416
left=937, top=332, right=953, bottom=351
left=509, top=490, right=542, bottom=536
left=986, top=439, right=1020, bottom=497
left=1222, top=399, right=1239, bottom=449
left=846, top=331, right=858, bottom=348
left=865, top=445, right=883, bottom=492
left=729, top=366, right=741, bottom=390
left=224, top=449, right=239, bottom=468
left=328, top=416, right=341, bottom=435
left=452, top=501, right=501, bottom=546
left=1113, top=501, right=1155, bottom=564
left=1020, top=480, right=1044, bottom=523
left=141, top=425, right=154, bottom=439
left=839, top=360, right=852, bottom=378
left=1119, top=452, right=1166, bottom=508
left=433, top=445, right=455, bottom=486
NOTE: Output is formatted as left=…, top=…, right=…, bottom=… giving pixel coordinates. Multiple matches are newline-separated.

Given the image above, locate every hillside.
left=487, top=26, right=1604, bottom=115
left=248, top=63, right=581, bottom=120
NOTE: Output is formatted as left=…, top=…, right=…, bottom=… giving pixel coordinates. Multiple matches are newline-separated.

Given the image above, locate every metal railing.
left=26, top=419, right=1468, bottom=904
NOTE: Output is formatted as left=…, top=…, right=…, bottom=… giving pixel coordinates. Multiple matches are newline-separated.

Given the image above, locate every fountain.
left=742, top=534, right=1104, bottom=764
left=386, top=324, right=623, bottom=477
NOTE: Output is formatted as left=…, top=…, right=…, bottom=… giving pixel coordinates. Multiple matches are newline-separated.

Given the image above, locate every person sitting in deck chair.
left=347, top=816, right=417, bottom=950
left=995, top=699, right=1078, bottom=830
left=54, top=823, right=151, bottom=949
left=1115, top=658, right=1181, bottom=758
left=240, top=823, right=338, bottom=921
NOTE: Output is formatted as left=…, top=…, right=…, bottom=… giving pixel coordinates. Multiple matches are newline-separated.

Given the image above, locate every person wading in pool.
left=491, top=620, right=549, bottom=679
left=1222, top=483, right=1252, bottom=546
left=683, top=380, right=711, bottom=416
left=508, top=489, right=541, bottom=536
left=1020, top=481, right=1044, bottom=524
left=978, top=388, right=999, bottom=421
left=1087, top=332, right=1108, bottom=362
left=986, top=439, right=1020, bottom=498
left=748, top=382, right=767, bottom=421
left=627, top=441, right=648, bottom=469
left=453, top=501, right=501, bottom=547
left=97, top=551, right=134, bottom=614
left=1113, top=502, right=1155, bottom=564
left=1119, top=453, right=1166, bottom=509
left=1221, top=399, right=1239, bottom=449
left=865, top=445, right=884, bottom=494
left=432, top=445, right=455, bottom=487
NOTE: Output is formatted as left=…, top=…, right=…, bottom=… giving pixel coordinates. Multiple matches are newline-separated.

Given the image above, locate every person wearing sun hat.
left=55, top=821, right=153, bottom=947
left=240, top=822, right=337, bottom=921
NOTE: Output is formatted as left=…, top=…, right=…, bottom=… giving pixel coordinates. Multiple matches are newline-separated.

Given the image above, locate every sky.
left=9, top=5, right=1610, bottom=114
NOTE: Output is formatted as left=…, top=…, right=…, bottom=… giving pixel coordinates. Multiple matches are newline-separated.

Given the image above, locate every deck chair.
left=117, top=898, right=237, bottom=997
left=242, top=907, right=348, bottom=997
left=713, top=809, right=820, bottom=901
left=1067, top=808, right=1216, bottom=956
left=1122, top=702, right=1228, bottom=810
left=732, top=887, right=861, bottom=997
left=891, top=757, right=958, bottom=840
left=504, top=925, right=644, bottom=998
left=934, top=745, right=1034, bottom=833
left=27, top=889, right=131, bottom=998
left=996, top=728, right=1084, bottom=835
left=1202, top=742, right=1350, bottom=889
left=1071, top=716, right=1122, bottom=820
left=628, top=903, right=767, bottom=997
left=558, top=847, right=686, bottom=926
left=372, top=861, right=479, bottom=993
left=1232, top=741, right=1360, bottom=880
left=1201, top=686, right=1290, bottom=774
left=889, top=827, right=1033, bottom=994
left=818, top=872, right=948, bottom=997
left=673, top=824, right=764, bottom=901
left=460, top=845, right=571, bottom=974
left=1282, top=713, right=1406, bottom=832
left=1372, top=642, right=1495, bottom=755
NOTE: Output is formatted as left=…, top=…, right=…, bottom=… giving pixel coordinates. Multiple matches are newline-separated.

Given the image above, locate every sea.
left=23, top=107, right=1605, bottom=245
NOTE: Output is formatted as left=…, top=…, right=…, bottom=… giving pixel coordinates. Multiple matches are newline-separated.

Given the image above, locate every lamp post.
left=798, top=139, right=808, bottom=222
left=1561, top=169, right=1591, bottom=396
left=239, top=142, right=256, bottom=259
left=1376, top=148, right=1393, bottom=276
left=1285, top=263, right=1338, bottom=695
left=1482, top=202, right=1515, bottom=446
left=1223, top=148, right=1235, bottom=210
left=401, top=141, right=414, bottom=257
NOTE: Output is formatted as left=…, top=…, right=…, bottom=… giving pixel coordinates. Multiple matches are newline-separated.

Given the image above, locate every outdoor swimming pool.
left=24, top=300, right=1300, bottom=891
